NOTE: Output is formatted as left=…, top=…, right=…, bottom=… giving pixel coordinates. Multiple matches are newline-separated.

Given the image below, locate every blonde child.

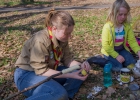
left=101, top=0, right=140, bottom=72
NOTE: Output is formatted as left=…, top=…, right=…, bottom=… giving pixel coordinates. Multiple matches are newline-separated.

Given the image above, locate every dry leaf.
left=112, top=84, right=120, bottom=89
left=106, top=87, right=116, bottom=97
left=129, top=94, right=135, bottom=100
left=102, top=94, right=107, bottom=100
left=89, top=70, right=101, bottom=75
left=96, top=95, right=102, bottom=99
left=4, top=63, right=11, bottom=68
left=123, top=84, right=128, bottom=89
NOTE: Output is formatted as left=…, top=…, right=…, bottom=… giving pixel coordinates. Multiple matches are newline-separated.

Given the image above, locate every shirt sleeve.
left=127, top=25, right=140, bottom=53
left=61, top=43, right=74, bottom=67
left=102, top=24, right=119, bottom=58
left=30, top=40, right=49, bottom=75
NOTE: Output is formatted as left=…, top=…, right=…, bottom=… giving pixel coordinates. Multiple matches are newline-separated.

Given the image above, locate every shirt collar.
left=46, top=28, right=67, bottom=48
left=51, top=32, right=59, bottom=48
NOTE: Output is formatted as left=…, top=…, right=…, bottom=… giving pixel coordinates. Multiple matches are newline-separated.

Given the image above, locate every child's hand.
left=71, top=69, right=88, bottom=81
left=80, top=61, right=91, bottom=72
left=116, top=55, right=125, bottom=63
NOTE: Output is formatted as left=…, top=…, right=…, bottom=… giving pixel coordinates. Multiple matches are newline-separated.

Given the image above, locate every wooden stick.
left=0, top=85, right=6, bottom=94
left=134, top=31, right=140, bottom=33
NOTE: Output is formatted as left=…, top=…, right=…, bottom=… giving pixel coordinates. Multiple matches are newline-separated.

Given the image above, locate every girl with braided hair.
left=14, top=10, right=91, bottom=100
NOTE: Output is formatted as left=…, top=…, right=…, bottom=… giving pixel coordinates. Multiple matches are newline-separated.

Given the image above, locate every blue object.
left=103, top=63, right=112, bottom=87
left=104, top=49, right=136, bottom=72
left=86, top=55, right=108, bottom=67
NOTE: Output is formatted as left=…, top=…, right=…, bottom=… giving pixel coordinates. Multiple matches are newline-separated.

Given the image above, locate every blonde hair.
left=45, top=9, right=75, bottom=29
left=106, top=0, right=131, bottom=26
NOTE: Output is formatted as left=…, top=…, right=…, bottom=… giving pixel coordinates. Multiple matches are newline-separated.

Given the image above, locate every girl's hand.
left=80, top=61, right=91, bottom=72
left=137, top=50, right=140, bottom=60
left=116, top=55, right=125, bottom=63
left=71, top=69, right=88, bottom=81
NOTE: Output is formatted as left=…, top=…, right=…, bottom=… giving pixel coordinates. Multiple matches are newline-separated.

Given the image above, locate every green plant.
left=0, top=77, right=5, bottom=84
left=0, top=57, right=9, bottom=67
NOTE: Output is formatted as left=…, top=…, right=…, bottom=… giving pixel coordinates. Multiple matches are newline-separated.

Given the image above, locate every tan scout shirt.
left=15, top=28, right=73, bottom=75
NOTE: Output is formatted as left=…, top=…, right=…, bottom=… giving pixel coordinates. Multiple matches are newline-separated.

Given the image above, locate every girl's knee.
left=45, top=83, right=68, bottom=100
left=57, top=90, right=68, bottom=100
left=32, top=84, right=68, bottom=100
left=111, top=64, right=122, bottom=72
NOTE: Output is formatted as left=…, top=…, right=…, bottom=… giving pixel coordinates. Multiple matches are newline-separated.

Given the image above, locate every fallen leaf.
left=102, top=94, right=107, bottom=100
left=129, top=94, right=135, bottom=100
left=106, top=87, right=116, bottom=97
left=89, top=70, right=101, bottom=75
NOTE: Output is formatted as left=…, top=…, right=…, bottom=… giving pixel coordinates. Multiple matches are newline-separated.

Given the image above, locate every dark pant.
left=104, top=49, right=136, bottom=72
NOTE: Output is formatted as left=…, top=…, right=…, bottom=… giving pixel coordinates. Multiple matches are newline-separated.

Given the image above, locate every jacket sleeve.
left=61, top=43, right=74, bottom=67
left=127, top=25, right=140, bottom=53
left=30, top=40, right=49, bottom=75
left=102, top=24, right=119, bottom=58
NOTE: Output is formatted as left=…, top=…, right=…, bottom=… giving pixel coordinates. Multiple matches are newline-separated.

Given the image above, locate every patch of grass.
left=73, top=10, right=107, bottom=36
left=33, top=1, right=61, bottom=5
left=0, top=77, right=5, bottom=84
left=74, top=16, right=98, bottom=35
left=0, top=57, right=9, bottom=67
left=0, top=0, right=61, bottom=7
left=132, top=15, right=140, bottom=24
left=132, top=15, right=140, bottom=30
left=0, top=19, right=7, bottom=23
left=0, top=27, right=5, bottom=35
left=4, top=1, right=20, bottom=6
left=21, top=1, right=53, bottom=5
left=8, top=67, right=15, bottom=72
left=0, top=0, right=20, bottom=7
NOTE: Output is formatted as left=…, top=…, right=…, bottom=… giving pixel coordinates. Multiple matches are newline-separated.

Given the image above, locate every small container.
left=132, top=60, right=140, bottom=77
left=120, top=68, right=130, bottom=83
left=135, top=60, right=140, bottom=72
left=132, top=68, right=140, bottom=77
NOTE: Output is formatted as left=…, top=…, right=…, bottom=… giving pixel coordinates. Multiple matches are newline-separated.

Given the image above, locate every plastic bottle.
left=103, top=63, right=112, bottom=87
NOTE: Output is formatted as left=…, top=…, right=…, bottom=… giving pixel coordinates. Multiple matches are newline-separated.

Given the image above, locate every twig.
left=0, top=79, right=13, bottom=95
left=3, top=72, right=62, bottom=100
left=134, top=31, right=140, bottom=33
left=0, top=85, right=6, bottom=95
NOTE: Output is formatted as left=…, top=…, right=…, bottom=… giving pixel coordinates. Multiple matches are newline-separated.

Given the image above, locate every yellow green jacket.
left=101, top=22, right=140, bottom=58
